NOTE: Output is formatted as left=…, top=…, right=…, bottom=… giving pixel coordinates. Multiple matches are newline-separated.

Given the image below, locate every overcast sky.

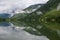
left=0, top=0, right=49, bottom=13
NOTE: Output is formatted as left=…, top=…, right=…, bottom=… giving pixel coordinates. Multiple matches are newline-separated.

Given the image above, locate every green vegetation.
left=0, top=0, right=60, bottom=40
left=0, top=18, right=10, bottom=22
left=39, top=10, right=60, bottom=30
left=33, top=0, right=60, bottom=13
left=10, top=0, right=60, bottom=31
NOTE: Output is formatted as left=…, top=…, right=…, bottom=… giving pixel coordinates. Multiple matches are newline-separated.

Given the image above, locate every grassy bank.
left=39, top=10, right=60, bottom=30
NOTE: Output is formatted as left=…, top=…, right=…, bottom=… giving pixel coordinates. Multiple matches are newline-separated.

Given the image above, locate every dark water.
left=0, top=22, right=60, bottom=40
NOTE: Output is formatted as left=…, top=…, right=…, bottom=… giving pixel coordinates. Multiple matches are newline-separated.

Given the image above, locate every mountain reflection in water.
left=0, top=22, right=49, bottom=40
left=11, top=20, right=60, bottom=40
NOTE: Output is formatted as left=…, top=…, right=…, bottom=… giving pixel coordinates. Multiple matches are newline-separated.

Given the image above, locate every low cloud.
left=0, top=0, right=48, bottom=13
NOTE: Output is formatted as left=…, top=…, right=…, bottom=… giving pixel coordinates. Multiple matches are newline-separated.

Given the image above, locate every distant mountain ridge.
left=0, top=13, right=10, bottom=18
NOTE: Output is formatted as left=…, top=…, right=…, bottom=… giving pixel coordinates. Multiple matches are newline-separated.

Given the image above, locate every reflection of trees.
left=0, top=18, right=9, bottom=22
left=11, top=0, right=60, bottom=40
left=36, top=26, right=60, bottom=40
left=12, top=19, right=60, bottom=40
left=24, top=26, right=60, bottom=40
left=11, top=11, right=60, bottom=40
left=11, top=15, right=42, bottom=35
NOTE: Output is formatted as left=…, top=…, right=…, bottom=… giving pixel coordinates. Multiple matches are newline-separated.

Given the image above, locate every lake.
left=0, top=22, right=60, bottom=40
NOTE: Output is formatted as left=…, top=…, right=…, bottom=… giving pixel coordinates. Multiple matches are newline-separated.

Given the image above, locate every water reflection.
left=0, top=22, right=10, bottom=26
left=0, top=22, right=49, bottom=40
left=12, top=20, right=60, bottom=40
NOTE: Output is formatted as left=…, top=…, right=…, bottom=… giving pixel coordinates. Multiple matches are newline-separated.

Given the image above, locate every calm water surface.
left=0, top=22, right=60, bottom=40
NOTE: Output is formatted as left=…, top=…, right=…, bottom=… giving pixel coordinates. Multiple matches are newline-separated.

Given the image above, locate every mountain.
left=0, top=13, right=11, bottom=18
left=24, top=4, right=44, bottom=10
left=32, top=0, right=60, bottom=14
left=23, top=4, right=44, bottom=13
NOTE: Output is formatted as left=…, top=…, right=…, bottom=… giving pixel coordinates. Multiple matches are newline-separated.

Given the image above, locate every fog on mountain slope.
left=0, top=0, right=49, bottom=18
